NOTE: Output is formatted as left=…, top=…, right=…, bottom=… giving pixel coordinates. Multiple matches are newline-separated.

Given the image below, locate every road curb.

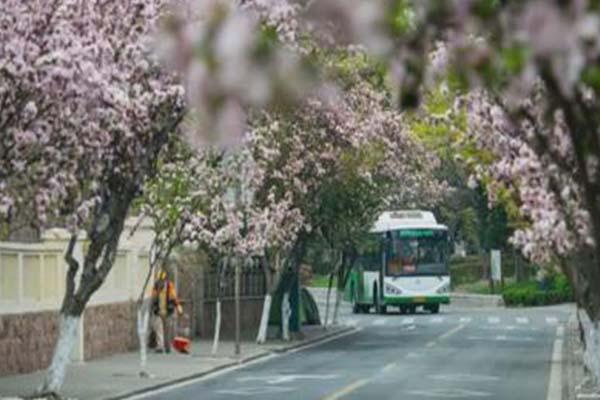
left=104, top=325, right=357, bottom=400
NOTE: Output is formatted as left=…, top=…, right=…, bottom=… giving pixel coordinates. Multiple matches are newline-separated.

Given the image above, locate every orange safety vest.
left=152, top=279, right=181, bottom=316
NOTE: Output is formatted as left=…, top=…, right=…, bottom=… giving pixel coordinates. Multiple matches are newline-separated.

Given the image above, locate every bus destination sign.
left=398, top=229, right=436, bottom=238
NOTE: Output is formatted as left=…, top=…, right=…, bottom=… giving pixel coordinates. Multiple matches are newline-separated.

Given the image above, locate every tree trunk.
left=137, top=252, right=158, bottom=378
left=332, top=253, right=353, bottom=326
left=256, top=294, right=272, bottom=344
left=256, top=253, right=282, bottom=344
left=137, top=301, right=151, bottom=378
left=39, top=196, right=128, bottom=396
left=323, top=272, right=335, bottom=328
left=558, top=247, right=600, bottom=383
left=281, top=291, right=291, bottom=341
left=514, top=249, right=525, bottom=283
left=481, top=250, right=490, bottom=280
left=579, top=309, right=600, bottom=385
left=38, top=315, right=80, bottom=395
left=332, top=288, right=343, bottom=326
left=212, top=298, right=222, bottom=355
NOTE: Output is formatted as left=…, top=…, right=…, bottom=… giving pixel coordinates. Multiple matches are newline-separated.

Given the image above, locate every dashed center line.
left=488, top=317, right=500, bottom=324
left=516, top=317, right=529, bottom=324
left=373, top=318, right=387, bottom=326
left=426, top=324, right=466, bottom=348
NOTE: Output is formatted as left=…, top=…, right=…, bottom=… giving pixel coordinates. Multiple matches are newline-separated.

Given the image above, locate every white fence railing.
left=0, top=218, right=155, bottom=315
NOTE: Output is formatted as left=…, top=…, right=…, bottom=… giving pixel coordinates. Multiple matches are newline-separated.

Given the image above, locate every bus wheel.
left=430, top=304, right=440, bottom=314
left=400, top=305, right=408, bottom=314
left=408, top=305, right=417, bottom=314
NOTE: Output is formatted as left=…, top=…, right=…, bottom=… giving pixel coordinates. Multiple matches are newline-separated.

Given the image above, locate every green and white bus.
left=346, top=210, right=450, bottom=314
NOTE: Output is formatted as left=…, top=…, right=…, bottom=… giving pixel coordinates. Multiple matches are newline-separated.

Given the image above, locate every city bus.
left=346, top=210, right=450, bottom=314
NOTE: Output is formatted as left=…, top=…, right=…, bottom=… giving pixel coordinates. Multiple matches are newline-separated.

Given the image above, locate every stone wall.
left=0, top=310, right=59, bottom=376
left=0, top=301, right=140, bottom=377
left=83, top=301, right=138, bottom=360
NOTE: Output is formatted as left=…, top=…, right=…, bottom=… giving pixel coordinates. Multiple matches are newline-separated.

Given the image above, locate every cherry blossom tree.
left=163, top=0, right=446, bottom=340
left=248, top=75, right=443, bottom=333
left=385, top=1, right=600, bottom=381
left=0, top=1, right=185, bottom=395
left=146, top=142, right=304, bottom=347
left=165, top=0, right=600, bottom=380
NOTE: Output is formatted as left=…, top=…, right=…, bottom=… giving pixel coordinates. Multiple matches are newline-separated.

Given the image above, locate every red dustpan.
left=173, top=336, right=191, bottom=354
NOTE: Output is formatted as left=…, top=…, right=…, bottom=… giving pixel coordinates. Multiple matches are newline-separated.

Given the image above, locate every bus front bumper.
left=383, top=295, right=450, bottom=305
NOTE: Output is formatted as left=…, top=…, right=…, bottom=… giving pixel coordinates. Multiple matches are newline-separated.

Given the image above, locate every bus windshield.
left=386, top=229, right=448, bottom=276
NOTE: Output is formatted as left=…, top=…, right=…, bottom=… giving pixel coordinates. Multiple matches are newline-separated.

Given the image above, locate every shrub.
left=502, top=274, right=574, bottom=307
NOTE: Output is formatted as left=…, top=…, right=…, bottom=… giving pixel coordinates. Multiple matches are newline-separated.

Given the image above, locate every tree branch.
left=61, top=234, right=80, bottom=313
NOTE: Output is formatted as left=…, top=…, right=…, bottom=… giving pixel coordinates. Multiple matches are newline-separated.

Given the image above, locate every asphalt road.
left=136, top=304, right=571, bottom=400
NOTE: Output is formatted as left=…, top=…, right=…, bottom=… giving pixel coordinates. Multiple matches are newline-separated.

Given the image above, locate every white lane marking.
left=459, top=317, right=472, bottom=324
left=516, top=317, right=529, bottom=324
left=577, top=395, right=600, bottom=399
left=481, top=326, right=540, bottom=332
left=373, top=318, right=387, bottom=326
left=432, top=374, right=500, bottom=383
left=381, top=362, right=397, bottom=373
left=215, top=386, right=295, bottom=396
left=467, top=335, right=534, bottom=342
left=322, top=378, right=370, bottom=400
left=439, top=324, right=466, bottom=340
left=405, top=352, right=421, bottom=359
left=431, top=317, right=445, bottom=324
left=237, top=374, right=339, bottom=384
left=407, top=388, right=492, bottom=398
left=557, top=326, right=565, bottom=338
left=546, top=326, right=564, bottom=400
left=487, top=317, right=500, bottom=324
left=546, top=317, right=559, bottom=325
left=402, top=317, right=415, bottom=325
left=125, top=328, right=361, bottom=400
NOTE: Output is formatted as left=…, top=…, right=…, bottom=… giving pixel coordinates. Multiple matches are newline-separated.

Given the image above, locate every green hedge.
left=502, top=274, right=573, bottom=307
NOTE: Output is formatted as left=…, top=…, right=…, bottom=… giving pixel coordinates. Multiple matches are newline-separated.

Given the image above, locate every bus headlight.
left=385, top=283, right=402, bottom=295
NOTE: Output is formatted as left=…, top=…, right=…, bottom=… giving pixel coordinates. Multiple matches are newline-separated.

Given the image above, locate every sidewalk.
left=564, top=311, right=600, bottom=400
left=0, top=325, right=354, bottom=400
